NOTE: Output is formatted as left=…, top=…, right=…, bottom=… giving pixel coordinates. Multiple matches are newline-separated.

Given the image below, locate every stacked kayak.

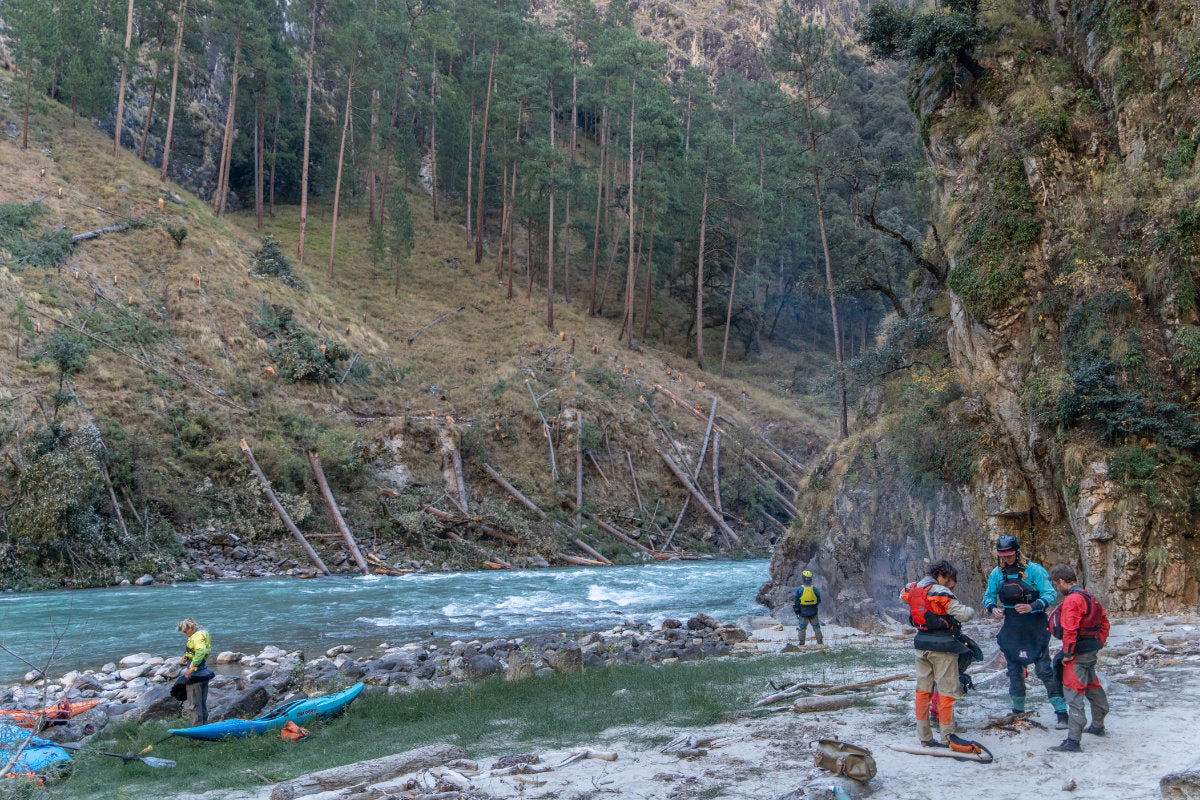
left=170, top=683, right=364, bottom=740
left=0, top=699, right=101, bottom=729
left=0, top=722, right=71, bottom=779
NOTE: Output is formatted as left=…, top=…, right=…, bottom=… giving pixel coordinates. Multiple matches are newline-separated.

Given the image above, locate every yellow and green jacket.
left=185, top=630, right=211, bottom=670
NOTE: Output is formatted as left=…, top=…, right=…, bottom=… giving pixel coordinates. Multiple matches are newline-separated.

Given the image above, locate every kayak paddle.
left=55, top=742, right=176, bottom=768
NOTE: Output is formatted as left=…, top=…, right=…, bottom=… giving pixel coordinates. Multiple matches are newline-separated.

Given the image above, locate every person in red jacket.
left=1046, top=564, right=1110, bottom=752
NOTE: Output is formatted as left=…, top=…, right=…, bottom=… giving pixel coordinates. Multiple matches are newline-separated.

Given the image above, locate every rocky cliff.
left=762, top=0, right=1200, bottom=623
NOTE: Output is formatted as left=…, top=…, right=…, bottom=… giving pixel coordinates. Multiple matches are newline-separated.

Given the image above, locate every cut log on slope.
left=653, top=384, right=798, bottom=494
left=558, top=552, right=606, bottom=567
left=573, top=538, right=613, bottom=565
left=657, top=449, right=740, bottom=547
left=269, top=743, right=466, bottom=800
left=71, top=223, right=130, bottom=242
left=525, top=380, right=559, bottom=479
left=241, top=439, right=329, bottom=575
left=557, top=495, right=654, bottom=554
left=626, top=450, right=644, bottom=516
left=307, top=451, right=368, bottom=575
left=406, top=306, right=464, bottom=345
left=480, top=463, right=547, bottom=519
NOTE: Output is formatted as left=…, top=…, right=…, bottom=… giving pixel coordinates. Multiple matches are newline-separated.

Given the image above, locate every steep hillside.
left=762, top=0, right=1200, bottom=623
left=0, top=63, right=829, bottom=590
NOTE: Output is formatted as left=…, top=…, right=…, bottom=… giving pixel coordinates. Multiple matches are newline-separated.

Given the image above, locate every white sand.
left=191, top=613, right=1200, bottom=800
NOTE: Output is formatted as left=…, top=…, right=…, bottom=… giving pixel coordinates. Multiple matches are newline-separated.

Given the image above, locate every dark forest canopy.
left=2, top=0, right=930, bottom=411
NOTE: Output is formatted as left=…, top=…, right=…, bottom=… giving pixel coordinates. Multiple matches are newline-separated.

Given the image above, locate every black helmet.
left=996, top=535, right=1019, bottom=555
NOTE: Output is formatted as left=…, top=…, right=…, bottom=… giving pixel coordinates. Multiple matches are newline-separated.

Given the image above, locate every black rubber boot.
left=1049, top=738, right=1082, bottom=752
left=1055, top=712, right=1069, bottom=730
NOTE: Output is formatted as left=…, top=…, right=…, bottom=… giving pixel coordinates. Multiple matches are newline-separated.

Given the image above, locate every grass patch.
left=66, top=647, right=905, bottom=798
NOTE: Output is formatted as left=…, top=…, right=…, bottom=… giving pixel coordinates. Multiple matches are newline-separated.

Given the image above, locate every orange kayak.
left=0, top=699, right=101, bottom=729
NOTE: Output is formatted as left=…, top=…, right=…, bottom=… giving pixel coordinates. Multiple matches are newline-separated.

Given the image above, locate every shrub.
left=251, top=236, right=306, bottom=290
left=1172, top=325, right=1200, bottom=374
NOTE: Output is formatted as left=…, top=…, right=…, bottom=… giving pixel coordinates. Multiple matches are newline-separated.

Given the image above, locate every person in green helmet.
left=793, top=570, right=823, bottom=645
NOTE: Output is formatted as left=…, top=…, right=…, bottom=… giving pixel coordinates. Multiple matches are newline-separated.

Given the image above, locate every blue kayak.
left=169, top=682, right=364, bottom=740
left=0, top=722, right=72, bottom=778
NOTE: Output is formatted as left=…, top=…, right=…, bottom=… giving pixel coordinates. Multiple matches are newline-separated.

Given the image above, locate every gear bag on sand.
left=814, top=739, right=877, bottom=782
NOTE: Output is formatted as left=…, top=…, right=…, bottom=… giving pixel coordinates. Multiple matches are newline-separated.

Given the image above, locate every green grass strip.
left=64, top=645, right=908, bottom=798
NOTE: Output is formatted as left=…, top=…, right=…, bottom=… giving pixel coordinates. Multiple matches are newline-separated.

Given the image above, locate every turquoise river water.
left=0, top=559, right=769, bottom=683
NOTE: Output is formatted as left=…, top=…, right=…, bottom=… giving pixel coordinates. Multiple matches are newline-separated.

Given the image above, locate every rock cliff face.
left=762, top=0, right=1200, bottom=621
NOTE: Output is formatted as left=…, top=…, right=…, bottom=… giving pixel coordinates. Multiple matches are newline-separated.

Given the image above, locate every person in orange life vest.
left=792, top=570, right=823, bottom=645
left=901, top=560, right=975, bottom=747
left=1046, top=564, right=1110, bottom=753
left=983, top=535, right=1069, bottom=724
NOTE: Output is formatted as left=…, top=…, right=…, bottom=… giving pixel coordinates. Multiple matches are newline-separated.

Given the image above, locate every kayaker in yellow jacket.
left=178, top=618, right=212, bottom=726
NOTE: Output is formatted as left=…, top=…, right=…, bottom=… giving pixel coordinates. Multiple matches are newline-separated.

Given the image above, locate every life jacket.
left=997, top=567, right=1039, bottom=606
left=904, top=581, right=955, bottom=633
left=1048, top=587, right=1105, bottom=642
left=184, top=630, right=210, bottom=669
left=796, top=585, right=819, bottom=606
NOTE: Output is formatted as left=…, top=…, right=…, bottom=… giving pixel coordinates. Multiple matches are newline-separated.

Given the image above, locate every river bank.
left=48, top=612, right=1200, bottom=800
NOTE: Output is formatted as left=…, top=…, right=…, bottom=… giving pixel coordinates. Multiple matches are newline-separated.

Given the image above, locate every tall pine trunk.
left=160, top=0, right=187, bottom=180
left=588, top=104, right=607, bottom=315
left=255, top=105, right=264, bottom=229
left=21, top=66, right=31, bottom=150
left=113, top=0, right=134, bottom=156
left=328, top=72, right=353, bottom=279
left=563, top=63, right=577, bottom=303
left=620, top=78, right=636, bottom=345
left=430, top=55, right=439, bottom=222
left=269, top=109, right=279, bottom=216
left=298, top=4, right=317, bottom=263
left=695, top=165, right=709, bottom=371
left=496, top=161, right=508, bottom=277
left=474, top=43, right=498, bottom=263
left=546, top=91, right=555, bottom=330
left=367, top=88, right=379, bottom=224
left=641, top=203, right=655, bottom=341
left=214, top=39, right=241, bottom=216
left=720, top=240, right=739, bottom=377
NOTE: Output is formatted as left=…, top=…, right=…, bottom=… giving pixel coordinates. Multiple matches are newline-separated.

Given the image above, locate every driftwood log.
left=791, top=695, right=861, bottom=713
left=814, top=672, right=910, bottom=695
left=269, top=743, right=466, bottom=799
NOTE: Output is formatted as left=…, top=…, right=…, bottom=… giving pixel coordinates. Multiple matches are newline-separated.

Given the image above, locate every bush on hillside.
left=250, top=236, right=306, bottom=290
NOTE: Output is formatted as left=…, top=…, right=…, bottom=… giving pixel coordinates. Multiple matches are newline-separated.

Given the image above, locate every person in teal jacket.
left=983, top=536, right=1068, bottom=725
left=793, top=570, right=824, bottom=645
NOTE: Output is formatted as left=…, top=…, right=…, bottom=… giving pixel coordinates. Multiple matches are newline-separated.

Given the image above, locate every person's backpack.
left=813, top=739, right=877, bottom=782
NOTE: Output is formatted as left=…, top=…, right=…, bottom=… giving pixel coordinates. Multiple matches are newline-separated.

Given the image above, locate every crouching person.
left=1047, top=564, right=1110, bottom=752
left=901, top=560, right=975, bottom=747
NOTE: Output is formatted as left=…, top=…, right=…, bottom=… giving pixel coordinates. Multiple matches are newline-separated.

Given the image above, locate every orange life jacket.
left=904, top=581, right=955, bottom=633
left=1048, top=587, right=1106, bottom=642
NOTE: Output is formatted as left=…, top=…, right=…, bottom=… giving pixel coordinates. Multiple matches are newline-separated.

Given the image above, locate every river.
left=0, top=560, right=769, bottom=683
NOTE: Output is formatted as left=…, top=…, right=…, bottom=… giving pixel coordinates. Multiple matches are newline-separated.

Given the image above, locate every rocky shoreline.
left=3, top=612, right=759, bottom=744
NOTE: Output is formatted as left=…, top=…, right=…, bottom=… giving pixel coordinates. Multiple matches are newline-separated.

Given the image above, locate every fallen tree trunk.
left=558, top=495, right=654, bottom=554
left=269, top=743, right=466, bottom=800
left=308, top=451, right=368, bottom=575
left=791, top=695, right=860, bottom=713
left=558, top=552, right=606, bottom=567
left=71, top=223, right=129, bottom=242
left=657, top=449, right=740, bottom=547
left=815, top=672, right=911, bottom=695
left=573, top=538, right=613, bottom=565
left=241, top=439, right=329, bottom=576
left=407, top=306, right=464, bottom=345
left=480, top=462, right=547, bottom=519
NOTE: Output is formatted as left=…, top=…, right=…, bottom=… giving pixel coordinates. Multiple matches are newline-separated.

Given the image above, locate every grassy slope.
left=0, top=64, right=833, bottom=586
